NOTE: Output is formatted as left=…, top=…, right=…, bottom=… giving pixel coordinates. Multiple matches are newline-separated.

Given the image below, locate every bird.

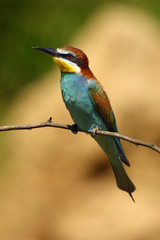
left=33, top=46, right=136, bottom=201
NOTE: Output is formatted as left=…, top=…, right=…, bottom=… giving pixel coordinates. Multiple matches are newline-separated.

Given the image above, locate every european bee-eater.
left=33, top=46, right=136, bottom=201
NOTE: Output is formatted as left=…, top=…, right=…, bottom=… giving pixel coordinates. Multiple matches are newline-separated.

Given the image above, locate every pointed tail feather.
left=111, top=163, right=136, bottom=201
left=129, top=192, right=135, bottom=202
left=93, top=135, right=135, bottom=200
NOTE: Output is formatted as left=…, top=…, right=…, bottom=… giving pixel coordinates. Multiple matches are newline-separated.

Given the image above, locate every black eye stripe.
left=66, top=53, right=73, bottom=58
left=59, top=53, right=83, bottom=67
left=60, top=53, right=74, bottom=59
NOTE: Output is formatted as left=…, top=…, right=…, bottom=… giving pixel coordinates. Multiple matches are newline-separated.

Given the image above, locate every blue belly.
left=61, top=73, right=106, bottom=131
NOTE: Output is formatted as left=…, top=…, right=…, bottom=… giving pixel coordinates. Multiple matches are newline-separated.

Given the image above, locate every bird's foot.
left=90, top=127, right=99, bottom=137
left=68, top=123, right=80, bottom=134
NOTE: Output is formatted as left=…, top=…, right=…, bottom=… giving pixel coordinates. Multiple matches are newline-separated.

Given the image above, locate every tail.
left=111, top=163, right=136, bottom=202
left=94, top=135, right=136, bottom=201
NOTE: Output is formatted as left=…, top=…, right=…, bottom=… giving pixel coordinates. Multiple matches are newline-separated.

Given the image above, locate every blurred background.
left=0, top=0, right=160, bottom=239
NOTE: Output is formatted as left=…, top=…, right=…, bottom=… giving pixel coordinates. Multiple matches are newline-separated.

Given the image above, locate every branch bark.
left=0, top=118, right=159, bottom=153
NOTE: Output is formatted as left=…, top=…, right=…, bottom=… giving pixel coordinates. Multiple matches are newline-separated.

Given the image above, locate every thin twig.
left=0, top=118, right=159, bottom=153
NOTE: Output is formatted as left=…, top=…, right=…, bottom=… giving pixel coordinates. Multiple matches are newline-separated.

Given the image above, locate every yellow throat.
left=53, top=57, right=80, bottom=73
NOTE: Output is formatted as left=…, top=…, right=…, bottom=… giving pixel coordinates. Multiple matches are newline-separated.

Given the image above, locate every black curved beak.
left=32, top=47, right=58, bottom=57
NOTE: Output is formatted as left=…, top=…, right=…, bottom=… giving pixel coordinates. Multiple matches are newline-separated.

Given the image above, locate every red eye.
left=67, top=53, right=73, bottom=59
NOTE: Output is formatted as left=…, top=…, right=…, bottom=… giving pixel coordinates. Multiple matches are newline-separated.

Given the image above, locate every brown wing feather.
left=88, top=81, right=117, bottom=131
left=88, top=80, right=130, bottom=166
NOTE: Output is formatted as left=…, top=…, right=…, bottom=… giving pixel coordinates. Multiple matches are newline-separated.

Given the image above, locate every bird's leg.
left=90, top=127, right=99, bottom=137
left=68, top=123, right=80, bottom=134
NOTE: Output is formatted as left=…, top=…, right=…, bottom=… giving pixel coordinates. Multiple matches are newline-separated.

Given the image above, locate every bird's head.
left=33, top=46, right=90, bottom=74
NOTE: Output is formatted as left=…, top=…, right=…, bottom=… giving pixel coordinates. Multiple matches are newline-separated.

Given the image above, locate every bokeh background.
left=0, top=0, right=160, bottom=239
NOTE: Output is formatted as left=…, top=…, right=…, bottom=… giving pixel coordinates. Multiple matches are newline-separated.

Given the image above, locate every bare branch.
left=0, top=118, right=159, bottom=153
left=90, top=129, right=160, bottom=153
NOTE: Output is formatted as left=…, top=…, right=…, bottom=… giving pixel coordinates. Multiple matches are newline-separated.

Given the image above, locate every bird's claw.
left=90, top=127, right=99, bottom=137
left=68, top=123, right=79, bottom=134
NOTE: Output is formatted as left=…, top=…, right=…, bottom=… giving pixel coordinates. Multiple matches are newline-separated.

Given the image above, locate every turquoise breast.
left=60, top=73, right=106, bottom=131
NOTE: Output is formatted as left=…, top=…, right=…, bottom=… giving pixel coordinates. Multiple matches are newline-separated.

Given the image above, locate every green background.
left=0, top=0, right=160, bottom=115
